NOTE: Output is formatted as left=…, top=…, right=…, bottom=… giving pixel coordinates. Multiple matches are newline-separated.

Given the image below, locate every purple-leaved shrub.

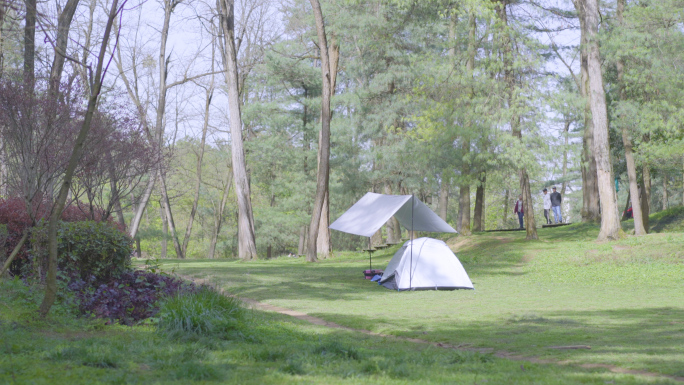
left=67, top=270, right=197, bottom=325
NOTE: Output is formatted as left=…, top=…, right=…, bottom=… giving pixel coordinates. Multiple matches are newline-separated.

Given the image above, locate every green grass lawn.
left=2, top=217, right=683, bottom=384
left=4, top=276, right=672, bottom=384
left=163, top=222, right=684, bottom=381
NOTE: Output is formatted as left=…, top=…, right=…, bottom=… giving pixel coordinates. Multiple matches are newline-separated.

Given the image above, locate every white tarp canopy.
left=379, top=237, right=473, bottom=291
left=329, top=193, right=456, bottom=237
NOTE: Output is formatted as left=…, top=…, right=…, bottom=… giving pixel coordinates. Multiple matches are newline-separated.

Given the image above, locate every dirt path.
left=183, top=275, right=684, bottom=383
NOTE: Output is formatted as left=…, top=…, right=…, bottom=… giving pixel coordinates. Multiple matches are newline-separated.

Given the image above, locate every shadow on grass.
left=313, top=306, right=684, bottom=378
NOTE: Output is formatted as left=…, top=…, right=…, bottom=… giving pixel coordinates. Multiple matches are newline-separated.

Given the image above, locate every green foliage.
left=30, top=221, right=132, bottom=281
left=157, top=287, right=245, bottom=338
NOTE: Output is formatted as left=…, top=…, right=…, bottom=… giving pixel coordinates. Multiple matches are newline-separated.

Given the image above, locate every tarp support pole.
left=410, top=194, right=414, bottom=290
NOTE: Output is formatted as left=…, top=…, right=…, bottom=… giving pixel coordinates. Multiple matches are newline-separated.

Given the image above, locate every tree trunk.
left=0, top=3, right=6, bottom=77
left=159, top=171, right=183, bottom=258
left=23, top=0, right=36, bottom=85
left=575, top=1, right=601, bottom=223
left=641, top=166, right=651, bottom=233
left=616, top=0, right=645, bottom=236
left=503, top=188, right=509, bottom=228
left=306, top=0, right=332, bottom=262
left=315, top=35, right=339, bottom=260
left=582, top=0, right=621, bottom=241
left=561, top=120, right=570, bottom=196
left=370, top=228, right=383, bottom=248
left=662, top=174, right=668, bottom=211
left=473, top=172, right=486, bottom=232
left=457, top=12, right=476, bottom=237
left=499, top=0, right=537, bottom=240
left=316, top=191, right=331, bottom=257
left=438, top=175, right=449, bottom=221
left=297, top=226, right=307, bottom=256
left=129, top=177, right=155, bottom=239
left=0, top=138, right=7, bottom=197
left=39, top=0, right=120, bottom=316
left=182, top=78, right=214, bottom=257
left=621, top=190, right=631, bottom=221
left=159, top=203, right=167, bottom=258
left=208, top=169, right=232, bottom=260
left=219, top=0, right=257, bottom=260
left=384, top=184, right=400, bottom=244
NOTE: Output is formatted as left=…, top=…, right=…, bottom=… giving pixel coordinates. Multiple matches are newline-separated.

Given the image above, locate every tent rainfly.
left=330, top=193, right=464, bottom=290
left=379, top=237, right=473, bottom=291
left=329, top=193, right=456, bottom=237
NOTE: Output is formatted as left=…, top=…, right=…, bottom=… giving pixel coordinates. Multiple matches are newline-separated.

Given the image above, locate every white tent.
left=379, top=237, right=473, bottom=291
left=329, top=193, right=456, bottom=236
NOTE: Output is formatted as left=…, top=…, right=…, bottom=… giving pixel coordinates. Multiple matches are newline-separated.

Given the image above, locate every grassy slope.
left=2, top=278, right=666, bottom=384
left=1, top=210, right=682, bottom=384
left=168, top=221, right=684, bottom=380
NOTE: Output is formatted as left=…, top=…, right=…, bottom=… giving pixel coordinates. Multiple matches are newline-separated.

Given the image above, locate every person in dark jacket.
left=514, top=195, right=524, bottom=229
left=550, top=187, right=562, bottom=223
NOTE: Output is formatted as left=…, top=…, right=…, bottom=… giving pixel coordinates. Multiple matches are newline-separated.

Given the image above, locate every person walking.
left=550, top=186, right=562, bottom=223
left=542, top=188, right=552, bottom=224
left=514, top=194, right=524, bottom=229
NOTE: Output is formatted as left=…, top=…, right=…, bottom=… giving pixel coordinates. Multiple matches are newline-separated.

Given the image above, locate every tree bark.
left=0, top=230, right=29, bottom=278
left=159, top=170, right=183, bottom=258
left=23, top=0, right=36, bottom=85
left=208, top=168, right=232, bottom=259
left=306, top=0, right=332, bottom=262
left=129, top=177, right=155, bottom=239
left=159, top=203, right=167, bottom=258
left=384, top=184, right=400, bottom=244
left=561, top=120, right=570, bottom=197
left=640, top=165, right=651, bottom=232
left=219, top=0, right=257, bottom=260
left=582, top=0, right=621, bottom=241
left=662, top=174, right=668, bottom=211
left=40, top=0, right=120, bottom=316
left=297, top=225, right=307, bottom=256
left=616, top=0, right=645, bottom=236
left=502, top=188, right=509, bottom=228
left=575, top=1, right=601, bottom=223
left=621, top=190, right=631, bottom=221
left=315, top=34, right=339, bottom=259
left=438, top=175, right=449, bottom=221
left=473, top=172, right=486, bottom=232
left=0, top=3, right=6, bottom=77
left=182, top=77, right=214, bottom=257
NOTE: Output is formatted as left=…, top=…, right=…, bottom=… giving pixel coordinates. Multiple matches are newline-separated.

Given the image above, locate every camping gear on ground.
left=379, top=237, right=473, bottom=291
left=364, top=269, right=384, bottom=279
left=329, top=193, right=457, bottom=279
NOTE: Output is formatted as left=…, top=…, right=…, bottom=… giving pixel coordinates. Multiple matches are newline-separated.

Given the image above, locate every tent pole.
left=410, top=194, right=414, bottom=290
left=369, top=237, right=372, bottom=270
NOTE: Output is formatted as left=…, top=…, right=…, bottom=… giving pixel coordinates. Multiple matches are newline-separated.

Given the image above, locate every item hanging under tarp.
left=329, top=193, right=456, bottom=237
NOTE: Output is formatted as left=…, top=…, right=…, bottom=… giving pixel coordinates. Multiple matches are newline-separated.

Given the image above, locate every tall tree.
left=579, top=0, right=621, bottom=240
left=316, top=34, right=339, bottom=259
left=498, top=0, right=537, bottom=240
left=572, top=1, right=601, bottom=223
left=305, top=0, right=332, bottom=262
left=40, top=0, right=123, bottom=316
left=615, top=0, right=645, bottom=235
left=219, top=0, right=257, bottom=259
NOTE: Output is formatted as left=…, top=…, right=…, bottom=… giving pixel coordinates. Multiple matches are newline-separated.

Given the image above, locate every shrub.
left=157, top=287, right=245, bottom=338
left=0, top=197, right=123, bottom=276
left=25, top=220, right=132, bottom=283
left=66, top=270, right=196, bottom=325
left=57, top=221, right=132, bottom=281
